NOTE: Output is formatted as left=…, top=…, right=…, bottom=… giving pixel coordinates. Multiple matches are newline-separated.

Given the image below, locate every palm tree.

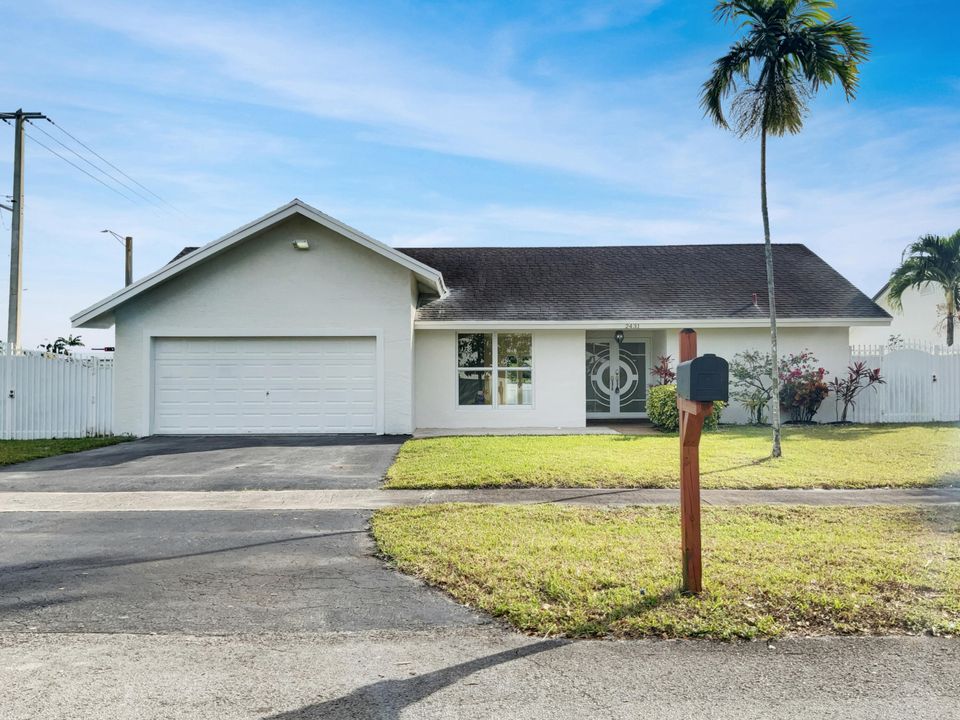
left=700, top=0, right=868, bottom=457
left=888, top=231, right=960, bottom=346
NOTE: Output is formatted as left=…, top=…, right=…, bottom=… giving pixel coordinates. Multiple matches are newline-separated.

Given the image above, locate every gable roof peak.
left=71, top=200, right=445, bottom=329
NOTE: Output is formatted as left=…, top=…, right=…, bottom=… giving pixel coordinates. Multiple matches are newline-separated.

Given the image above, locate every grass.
left=0, top=436, right=130, bottom=466
left=385, top=424, right=960, bottom=489
left=373, top=504, right=960, bottom=639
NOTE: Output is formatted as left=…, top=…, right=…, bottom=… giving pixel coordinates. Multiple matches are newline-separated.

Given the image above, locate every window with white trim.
left=457, top=333, right=532, bottom=406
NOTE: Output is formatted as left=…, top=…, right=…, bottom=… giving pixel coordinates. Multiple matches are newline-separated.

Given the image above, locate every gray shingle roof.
left=398, top=244, right=889, bottom=322
left=169, top=246, right=200, bottom=264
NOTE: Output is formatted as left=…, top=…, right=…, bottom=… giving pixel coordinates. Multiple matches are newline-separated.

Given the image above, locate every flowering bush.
left=649, top=355, right=676, bottom=385
left=778, top=351, right=829, bottom=423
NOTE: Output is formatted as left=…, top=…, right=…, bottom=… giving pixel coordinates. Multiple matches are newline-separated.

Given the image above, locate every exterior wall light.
left=292, top=240, right=310, bottom=250
left=614, top=330, right=624, bottom=344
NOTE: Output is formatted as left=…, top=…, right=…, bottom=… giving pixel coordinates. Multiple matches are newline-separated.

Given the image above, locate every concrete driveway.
left=0, top=434, right=407, bottom=491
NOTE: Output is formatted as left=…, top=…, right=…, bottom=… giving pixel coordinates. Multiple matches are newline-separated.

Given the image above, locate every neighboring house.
left=72, top=199, right=890, bottom=435
left=850, top=281, right=955, bottom=347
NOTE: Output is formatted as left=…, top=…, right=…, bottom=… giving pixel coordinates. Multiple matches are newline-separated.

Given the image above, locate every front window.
left=458, top=332, right=532, bottom=407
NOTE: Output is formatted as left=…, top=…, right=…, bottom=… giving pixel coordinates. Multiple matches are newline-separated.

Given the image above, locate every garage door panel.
left=153, top=337, right=378, bottom=434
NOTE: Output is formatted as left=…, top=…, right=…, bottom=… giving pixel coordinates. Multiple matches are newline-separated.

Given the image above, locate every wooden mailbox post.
left=675, top=329, right=729, bottom=595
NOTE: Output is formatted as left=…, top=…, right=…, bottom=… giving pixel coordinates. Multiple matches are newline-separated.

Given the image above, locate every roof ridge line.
left=397, top=243, right=811, bottom=250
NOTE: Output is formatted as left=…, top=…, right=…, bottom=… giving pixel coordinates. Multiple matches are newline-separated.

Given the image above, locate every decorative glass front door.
left=585, top=337, right=647, bottom=418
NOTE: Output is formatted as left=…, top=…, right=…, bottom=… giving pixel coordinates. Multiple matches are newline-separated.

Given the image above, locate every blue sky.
left=1, top=0, right=958, bottom=349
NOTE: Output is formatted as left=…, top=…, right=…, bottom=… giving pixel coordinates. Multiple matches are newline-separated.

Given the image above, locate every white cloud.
left=46, top=0, right=750, bottom=195
left=0, top=0, right=956, bottom=344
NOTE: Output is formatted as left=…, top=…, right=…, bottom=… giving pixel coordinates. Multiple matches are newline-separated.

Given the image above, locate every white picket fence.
left=846, top=342, right=960, bottom=424
left=0, top=350, right=113, bottom=439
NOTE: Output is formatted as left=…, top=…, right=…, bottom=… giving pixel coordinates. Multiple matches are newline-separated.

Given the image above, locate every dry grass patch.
left=373, top=504, right=960, bottom=639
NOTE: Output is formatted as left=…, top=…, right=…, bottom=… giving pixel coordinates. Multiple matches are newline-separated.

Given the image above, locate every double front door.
left=585, top=336, right=648, bottom=419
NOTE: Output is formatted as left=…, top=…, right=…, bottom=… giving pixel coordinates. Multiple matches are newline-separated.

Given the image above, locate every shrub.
left=778, top=351, right=829, bottom=422
left=647, top=384, right=724, bottom=432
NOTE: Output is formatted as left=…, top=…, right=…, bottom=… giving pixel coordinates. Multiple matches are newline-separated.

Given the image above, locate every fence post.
left=0, top=348, right=9, bottom=440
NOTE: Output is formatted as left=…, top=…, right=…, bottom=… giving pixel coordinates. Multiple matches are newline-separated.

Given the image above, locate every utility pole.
left=102, top=229, right=133, bottom=286
left=125, top=236, right=133, bottom=287
left=1, top=110, right=46, bottom=350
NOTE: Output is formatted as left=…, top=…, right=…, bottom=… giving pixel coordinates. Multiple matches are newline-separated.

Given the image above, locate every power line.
left=22, top=128, right=141, bottom=204
left=26, top=119, right=168, bottom=211
left=45, top=118, right=182, bottom=214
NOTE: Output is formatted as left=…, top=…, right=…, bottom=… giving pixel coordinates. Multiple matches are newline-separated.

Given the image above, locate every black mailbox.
left=677, top=353, right=729, bottom=402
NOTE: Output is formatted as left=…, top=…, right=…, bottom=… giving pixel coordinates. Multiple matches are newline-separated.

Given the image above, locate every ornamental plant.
left=829, top=362, right=884, bottom=422
left=649, top=355, right=676, bottom=385
left=778, top=351, right=829, bottom=423
left=729, top=350, right=775, bottom=424
left=647, top=384, right=724, bottom=432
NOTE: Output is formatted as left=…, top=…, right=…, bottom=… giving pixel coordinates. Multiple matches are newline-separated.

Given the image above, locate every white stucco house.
left=72, top=199, right=891, bottom=435
left=849, top=281, right=955, bottom=347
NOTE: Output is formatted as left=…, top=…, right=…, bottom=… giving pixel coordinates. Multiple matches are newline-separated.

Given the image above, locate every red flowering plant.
left=828, top=362, right=884, bottom=423
left=778, top=350, right=830, bottom=423
left=649, top=355, right=676, bottom=385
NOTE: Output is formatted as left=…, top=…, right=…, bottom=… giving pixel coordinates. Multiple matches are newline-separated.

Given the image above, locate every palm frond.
left=703, top=0, right=869, bottom=136
left=700, top=39, right=755, bottom=129
left=887, top=232, right=960, bottom=311
left=714, top=0, right=768, bottom=25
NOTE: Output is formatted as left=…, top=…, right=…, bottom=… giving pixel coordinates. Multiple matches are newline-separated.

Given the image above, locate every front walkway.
left=1, top=486, right=957, bottom=512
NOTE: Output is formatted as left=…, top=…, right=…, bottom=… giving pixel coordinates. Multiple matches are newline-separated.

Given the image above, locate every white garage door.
left=153, top=337, right=377, bottom=434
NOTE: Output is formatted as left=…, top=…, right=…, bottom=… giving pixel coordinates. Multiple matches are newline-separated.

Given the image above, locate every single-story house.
left=72, top=199, right=891, bottom=435
left=850, top=280, right=954, bottom=347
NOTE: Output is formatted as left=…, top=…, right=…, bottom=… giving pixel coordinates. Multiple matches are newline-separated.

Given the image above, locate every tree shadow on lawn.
left=563, top=587, right=687, bottom=638
left=700, top=456, right=775, bottom=477
left=772, top=422, right=955, bottom=441
left=618, top=423, right=943, bottom=439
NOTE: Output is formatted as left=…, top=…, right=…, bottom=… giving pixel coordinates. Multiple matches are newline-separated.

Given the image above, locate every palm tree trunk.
left=761, top=128, right=782, bottom=457
left=947, top=290, right=956, bottom=347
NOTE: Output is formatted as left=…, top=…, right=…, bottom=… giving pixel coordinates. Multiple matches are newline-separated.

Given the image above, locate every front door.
left=585, top=337, right=648, bottom=419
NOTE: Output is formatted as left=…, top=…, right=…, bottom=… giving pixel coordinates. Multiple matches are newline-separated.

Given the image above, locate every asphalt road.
left=0, top=509, right=481, bottom=634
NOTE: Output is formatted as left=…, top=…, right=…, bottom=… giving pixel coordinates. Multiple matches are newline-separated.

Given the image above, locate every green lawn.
left=0, top=436, right=130, bottom=466
left=373, top=504, right=960, bottom=639
left=386, top=424, right=960, bottom=489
